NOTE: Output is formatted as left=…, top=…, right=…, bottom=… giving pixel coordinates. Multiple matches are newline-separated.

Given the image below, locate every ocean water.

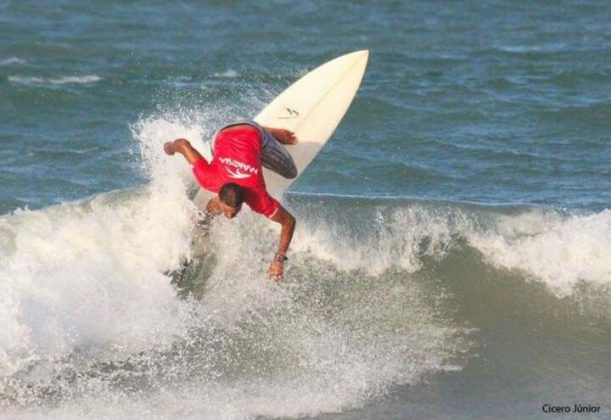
left=1, top=1, right=610, bottom=419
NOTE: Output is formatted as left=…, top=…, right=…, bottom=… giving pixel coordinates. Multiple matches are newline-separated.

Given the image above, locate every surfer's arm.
left=263, top=127, right=298, bottom=145
left=268, top=205, right=296, bottom=280
left=163, top=139, right=205, bottom=165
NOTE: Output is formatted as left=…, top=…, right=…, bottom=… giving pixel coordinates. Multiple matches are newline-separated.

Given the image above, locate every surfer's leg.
left=164, top=139, right=204, bottom=165
left=260, top=129, right=298, bottom=179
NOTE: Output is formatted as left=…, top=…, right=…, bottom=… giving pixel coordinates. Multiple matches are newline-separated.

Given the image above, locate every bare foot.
left=273, top=129, right=298, bottom=145
left=163, top=141, right=175, bottom=155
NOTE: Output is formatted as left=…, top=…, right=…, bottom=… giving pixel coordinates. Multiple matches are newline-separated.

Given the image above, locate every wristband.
left=274, top=253, right=288, bottom=263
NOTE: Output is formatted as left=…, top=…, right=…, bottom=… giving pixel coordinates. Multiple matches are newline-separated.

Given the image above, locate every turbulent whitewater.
left=1, top=116, right=609, bottom=419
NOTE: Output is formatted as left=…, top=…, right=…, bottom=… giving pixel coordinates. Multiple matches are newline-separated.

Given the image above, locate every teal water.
left=1, top=1, right=610, bottom=419
left=1, top=1, right=609, bottom=213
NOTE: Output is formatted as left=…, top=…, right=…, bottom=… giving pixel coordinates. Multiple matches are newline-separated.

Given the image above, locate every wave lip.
left=288, top=194, right=611, bottom=299
left=469, top=209, right=611, bottom=297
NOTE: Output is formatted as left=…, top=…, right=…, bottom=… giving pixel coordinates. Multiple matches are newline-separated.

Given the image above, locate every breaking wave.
left=0, top=114, right=608, bottom=419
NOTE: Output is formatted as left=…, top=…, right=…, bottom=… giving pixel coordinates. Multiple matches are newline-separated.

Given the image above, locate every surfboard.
left=193, top=50, right=369, bottom=207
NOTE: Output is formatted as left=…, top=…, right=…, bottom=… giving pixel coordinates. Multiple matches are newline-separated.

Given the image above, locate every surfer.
left=164, top=121, right=298, bottom=280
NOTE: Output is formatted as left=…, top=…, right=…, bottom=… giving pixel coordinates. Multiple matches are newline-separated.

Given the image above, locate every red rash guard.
left=192, top=125, right=280, bottom=218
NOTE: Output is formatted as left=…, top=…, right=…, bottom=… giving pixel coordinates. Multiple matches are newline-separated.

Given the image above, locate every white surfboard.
left=194, top=50, right=369, bottom=207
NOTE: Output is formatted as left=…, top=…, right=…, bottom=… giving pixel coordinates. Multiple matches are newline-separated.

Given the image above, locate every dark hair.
left=219, top=183, right=245, bottom=208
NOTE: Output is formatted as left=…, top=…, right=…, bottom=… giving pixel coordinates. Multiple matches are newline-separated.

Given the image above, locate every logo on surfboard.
left=278, top=107, right=300, bottom=119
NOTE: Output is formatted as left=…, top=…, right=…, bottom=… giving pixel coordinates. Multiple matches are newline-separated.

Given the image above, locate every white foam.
left=292, top=202, right=611, bottom=297
left=0, top=191, right=197, bottom=377
left=131, top=113, right=210, bottom=183
left=0, top=57, right=26, bottom=66
left=0, top=115, right=211, bottom=378
left=213, top=69, right=240, bottom=78
left=8, top=75, right=101, bottom=86
left=50, top=75, right=102, bottom=84
left=293, top=205, right=466, bottom=275
left=1, top=224, right=467, bottom=417
left=468, top=209, right=611, bottom=296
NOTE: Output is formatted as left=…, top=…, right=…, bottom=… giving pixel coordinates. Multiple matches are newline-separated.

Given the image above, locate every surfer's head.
left=219, top=183, right=244, bottom=219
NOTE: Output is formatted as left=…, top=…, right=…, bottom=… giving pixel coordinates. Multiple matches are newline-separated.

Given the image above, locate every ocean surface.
left=1, top=1, right=610, bottom=419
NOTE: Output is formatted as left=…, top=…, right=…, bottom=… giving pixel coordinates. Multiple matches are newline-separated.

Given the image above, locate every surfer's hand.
left=268, top=260, right=284, bottom=282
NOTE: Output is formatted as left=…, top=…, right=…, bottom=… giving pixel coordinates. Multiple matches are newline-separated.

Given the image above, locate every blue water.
left=1, top=1, right=610, bottom=419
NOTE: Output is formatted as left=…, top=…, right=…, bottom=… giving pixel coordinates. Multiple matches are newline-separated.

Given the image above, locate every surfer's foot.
left=269, top=128, right=298, bottom=145
left=164, top=139, right=193, bottom=156
left=163, top=141, right=176, bottom=155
